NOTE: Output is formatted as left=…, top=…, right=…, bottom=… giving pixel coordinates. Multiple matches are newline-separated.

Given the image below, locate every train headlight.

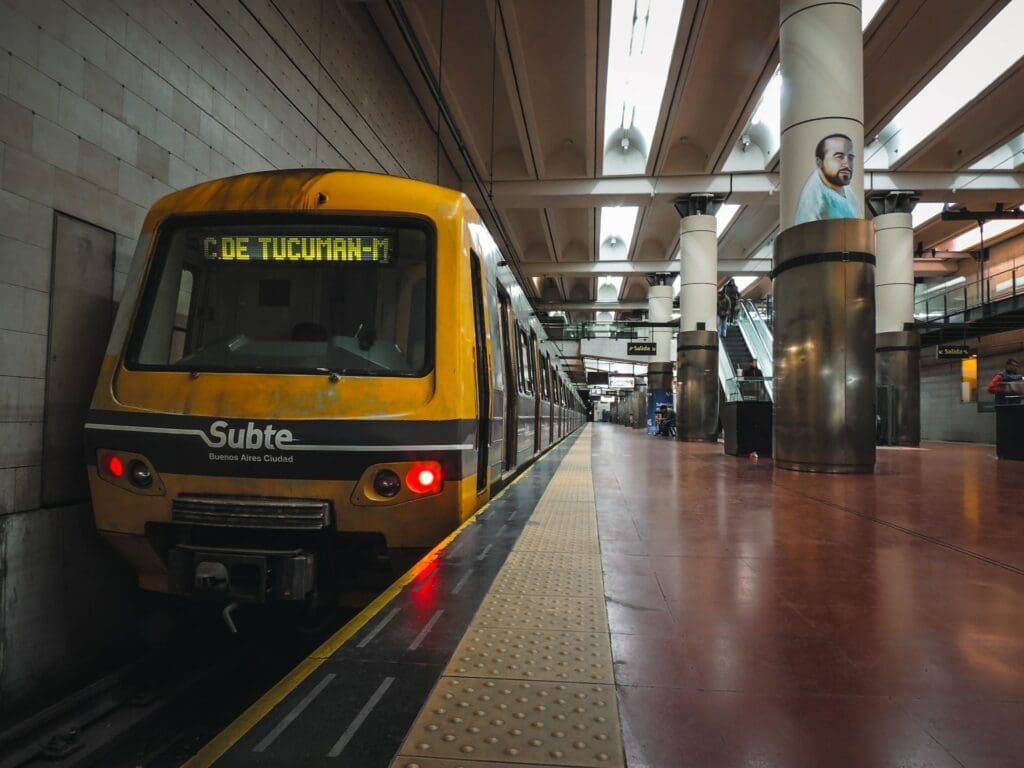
left=372, top=469, right=402, bottom=497
left=406, top=462, right=442, bottom=494
left=129, top=460, right=154, bottom=488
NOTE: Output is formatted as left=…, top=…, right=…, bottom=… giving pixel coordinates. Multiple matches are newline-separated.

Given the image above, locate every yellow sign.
left=202, top=234, right=393, bottom=263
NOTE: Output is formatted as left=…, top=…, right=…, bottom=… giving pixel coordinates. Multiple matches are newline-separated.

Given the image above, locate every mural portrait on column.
left=793, top=133, right=859, bottom=225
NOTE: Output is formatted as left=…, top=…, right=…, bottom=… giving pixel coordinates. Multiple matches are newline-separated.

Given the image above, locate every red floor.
left=593, top=424, right=1024, bottom=768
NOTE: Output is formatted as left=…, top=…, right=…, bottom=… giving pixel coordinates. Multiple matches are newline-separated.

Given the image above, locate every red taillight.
left=405, top=462, right=442, bottom=494
left=106, top=455, right=125, bottom=478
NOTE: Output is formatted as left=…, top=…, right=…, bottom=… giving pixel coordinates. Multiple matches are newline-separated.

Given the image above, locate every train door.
left=470, top=253, right=490, bottom=493
left=531, top=332, right=541, bottom=453
left=497, top=290, right=517, bottom=473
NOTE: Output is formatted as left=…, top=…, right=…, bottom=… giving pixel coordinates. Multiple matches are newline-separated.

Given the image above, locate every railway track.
left=0, top=601, right=355, bottom=768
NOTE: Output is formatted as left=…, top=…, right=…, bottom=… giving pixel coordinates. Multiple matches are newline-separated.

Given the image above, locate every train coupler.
left=168, top=545, right=316, bottom=604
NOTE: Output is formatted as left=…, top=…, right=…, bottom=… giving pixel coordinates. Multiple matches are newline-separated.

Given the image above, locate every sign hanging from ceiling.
left=936, top=344, right=972, bottom=360
left=627, top=341, right=657, bottom=355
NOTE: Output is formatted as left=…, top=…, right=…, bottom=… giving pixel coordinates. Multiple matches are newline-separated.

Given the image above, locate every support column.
left=676, top=201, right=719, bottom=442
left=646, top=281, right=675, bottom=431
left=774, top=0, right=875, bottom=473
left=872, top=194, right=920, bottom=446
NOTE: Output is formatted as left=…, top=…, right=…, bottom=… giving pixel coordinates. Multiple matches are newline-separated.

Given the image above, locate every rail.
left=914, top=256, right=1024, bottom=323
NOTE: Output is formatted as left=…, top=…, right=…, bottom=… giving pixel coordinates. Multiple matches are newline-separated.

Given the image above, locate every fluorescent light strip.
left=948, top=216, right=1024, bottom=253
left=716, top=204, right=741, bottom=237
left=970, top=130, right=1024, bottom=170
left=866, top=0, right=1024, bottom=169
left=862, top=0, right=886, bottom=29
left=603, top=0, right=686, bottom=173
left=599, top=206, right=639, bottom=259
left=911, top=202, right=946, bottom=229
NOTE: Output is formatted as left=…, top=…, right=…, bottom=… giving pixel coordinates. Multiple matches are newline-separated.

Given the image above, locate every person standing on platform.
left=988, top=358, right=1023, bottom=403
left=794, top=133, right=859, bottom=225
left=741, top=358, right=764, bottom=400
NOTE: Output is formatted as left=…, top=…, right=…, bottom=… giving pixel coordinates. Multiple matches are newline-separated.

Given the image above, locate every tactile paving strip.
left=491, top=566, right=604, bottom=597
left=398, top=677, right=621, bottom=767
left=392, top=428, right=625, bottom=768
left=474, top=594, right=609, bottom=633
left=447, top=627, right=614, bottom=684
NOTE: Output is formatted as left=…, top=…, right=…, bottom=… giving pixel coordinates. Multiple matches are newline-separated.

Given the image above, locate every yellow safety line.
left=182, top=460, right=531, bottom=767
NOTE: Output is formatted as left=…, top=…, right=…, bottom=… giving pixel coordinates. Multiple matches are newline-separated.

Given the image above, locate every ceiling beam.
left=520, top=258, right=773, bottom=276
left=478, top=171, right=1024, bottom=208
left=536, top=301, right=649, bottom=311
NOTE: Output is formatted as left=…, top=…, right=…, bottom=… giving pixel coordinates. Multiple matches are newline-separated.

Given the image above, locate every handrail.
left=914, top=257, right=1024, bottom=323
left=718, top=338, right=743, bottom=402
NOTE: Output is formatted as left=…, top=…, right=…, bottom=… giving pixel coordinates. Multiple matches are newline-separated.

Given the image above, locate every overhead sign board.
left=627, top=341, right=657, bottom=355
left=608, top=375, right=635, bottom=389
left=937, top=344, right=972, bottom=360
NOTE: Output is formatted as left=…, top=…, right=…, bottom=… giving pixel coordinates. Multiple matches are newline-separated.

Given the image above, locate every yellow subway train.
left=85, top=170, right=584, bottom=606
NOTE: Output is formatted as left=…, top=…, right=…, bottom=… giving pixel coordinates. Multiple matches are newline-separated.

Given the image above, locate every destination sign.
left=627, top=341, right=657, bottom=355
left=936, top=344, right=972, bottom=360
left=202, top=234, right=393, bottom=263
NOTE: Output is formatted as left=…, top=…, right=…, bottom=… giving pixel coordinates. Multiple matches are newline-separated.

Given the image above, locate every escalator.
left=718, top=298, right=774, bottom=402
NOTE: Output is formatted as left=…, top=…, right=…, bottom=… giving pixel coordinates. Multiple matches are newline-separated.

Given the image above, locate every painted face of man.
left=818, top=136, right=855, bottom=187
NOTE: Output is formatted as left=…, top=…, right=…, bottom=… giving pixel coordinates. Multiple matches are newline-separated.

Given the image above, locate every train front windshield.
left=126, top=217, right=433, bottom=376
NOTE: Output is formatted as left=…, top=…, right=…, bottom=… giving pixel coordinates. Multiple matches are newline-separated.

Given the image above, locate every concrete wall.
left=920, top=328, right=1024, bottom=443
left=0, top=0, right=451, bottom=717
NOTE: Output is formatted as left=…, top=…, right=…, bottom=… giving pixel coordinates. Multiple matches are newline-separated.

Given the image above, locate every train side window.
left=517, top=328, right=533, bottom=394
left=540, top=354, right=551, bottom=399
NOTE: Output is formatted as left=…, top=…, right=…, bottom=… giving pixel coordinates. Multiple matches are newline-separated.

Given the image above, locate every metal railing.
left=914, top=257, right=1024, bottom=323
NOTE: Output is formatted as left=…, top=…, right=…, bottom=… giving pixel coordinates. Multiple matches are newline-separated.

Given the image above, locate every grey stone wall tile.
left=185, top=68, right=214, bottom=114
left=0, top=329, right=47, bottom=379
left=124, top=18, right=160, bottom=71
left=171, top=88, right=200, bottom=135
left=11, top=0, right=70, bottom=38
left=151, top=113, right=185, bottom=160
left=0, top=467, right=14, bottom=514
left=83, top=0, right=128, bottom=46
left=167, top=154, right=196, bottom=190
left=1, top=146, right=56, bottom=207
left=0, top=48, right=8, bottom=94
left=0, top=375, right=45, bottom=422
left=0, top=189, right=53, bottom=248
left=32, top=114, right=80, bottom=174
left=0, top=420, right=43, bottom=469
left=52, top=169, right=103, bottom=225
left=103, top=37, right=143, bottom=95
left=62, top=9, right=108, bottom=67
left=136, top=134, right=169, bottom=182
left=38, top=32, right=85, bottom=94
left=99, top=111, right=138, bottom=164
left=0, top=235, right=50, bottom=292
left=83, top=60, right=124, bottom=119
left=77, top=139, right=119, bottom=191
left=0, top=3, right=42, bottom=65
left=59, top=87, right=106, bottom=146
left=182, top=130, right=210, bottom=171
left=141, top=66, right=174, bottom=117
left=9, top=58, right=61, bottom=122
left=14, top=465, right=41, bottom=512
left=156, top=46, right=188, bottom=94
left=122, top=88, right=156, bottom=137
left=0, top=94, right=34, bottom=153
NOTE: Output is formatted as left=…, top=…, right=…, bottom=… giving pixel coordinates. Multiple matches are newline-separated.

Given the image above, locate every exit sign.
left=937, top=344, right=971, bottom=359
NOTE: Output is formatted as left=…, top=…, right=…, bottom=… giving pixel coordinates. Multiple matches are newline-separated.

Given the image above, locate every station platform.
left=186, top=424, right=1024, bottom=768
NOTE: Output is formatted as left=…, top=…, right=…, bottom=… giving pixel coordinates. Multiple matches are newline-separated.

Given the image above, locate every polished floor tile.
left=593, top=424, right=1024, bottom=767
